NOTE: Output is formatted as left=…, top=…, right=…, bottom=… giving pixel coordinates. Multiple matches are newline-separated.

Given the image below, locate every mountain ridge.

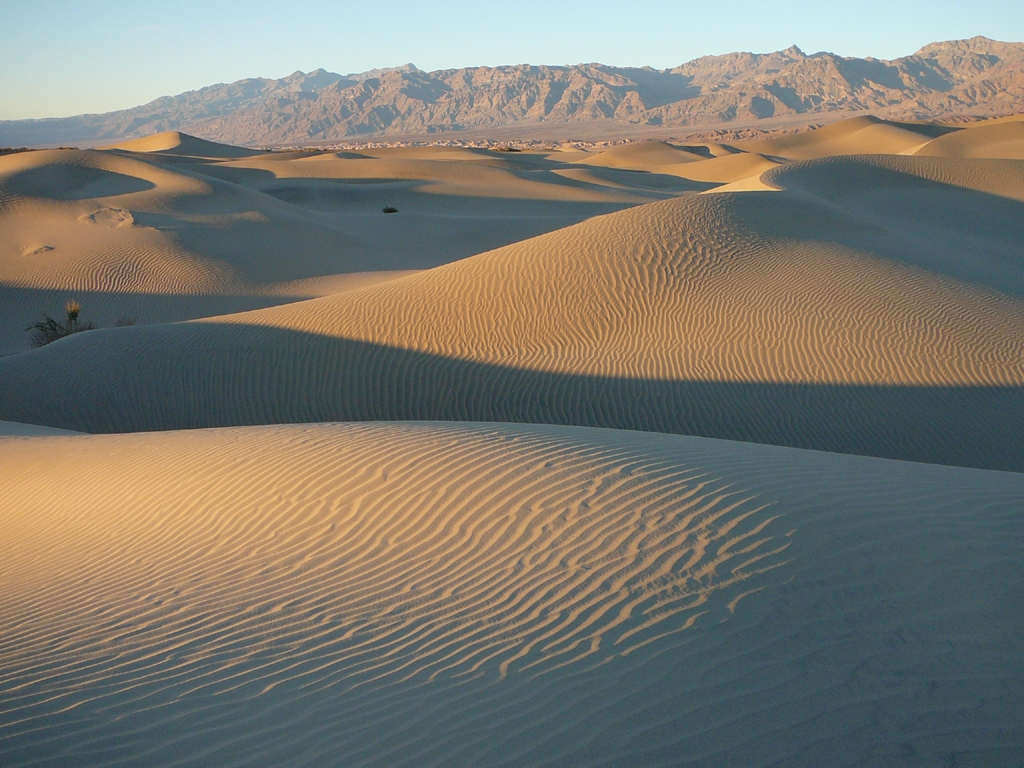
left=2, top=36, right=1022, bottom=147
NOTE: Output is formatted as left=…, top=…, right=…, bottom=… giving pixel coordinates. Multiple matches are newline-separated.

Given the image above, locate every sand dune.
left=4, top=114, right=1024, bottom=768
left=9, top=118, right=1005, bottom=355
left=577, top=142, right=781, bottom=185
left=195, top=144, right=693, bottom=215
left=0, top=139, right=683, bottom=353
left=100, top=130, right=266, bottom=158
left=1, top=421, right=1021, bottom=767
left=533, top=116, right=1012, bottom=189
left=2, top=153, right=1022, bottom=468
left=765, top=152, right=1024, bottom=207
left=237, top=158, right=1024, bottom=382
left=671, top=151, right=782, bottom=183
left=914, top=119, right=1024, bottom=159
left=0, top=420, right=79, bottom=436
left=0, top=147, right=376, bottom=351
left=736, top=115, right=955, bottom=160
left=0, top=147, right=379, bottom=291
left=575, top=140, right=709, bottom=169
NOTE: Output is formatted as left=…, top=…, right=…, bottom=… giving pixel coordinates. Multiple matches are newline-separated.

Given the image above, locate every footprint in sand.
left=20, top=244, right=55, bottom=257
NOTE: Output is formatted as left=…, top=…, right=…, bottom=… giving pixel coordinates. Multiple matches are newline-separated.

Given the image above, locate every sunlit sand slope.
left=0, top=138, right=676, bottom=353
left=0, top=146, right=380, bottom=352
left=1, top=421, right=1021, bottom=767
left=100, top=130, right=266, bottom=158
left=672, top=151, right=782, bottom=183
left=575, top=141, right=781, bottom=185
left=2, top=155, right=1021, bottom=468
left=735, top=115, right=955, bottom=159
left=574, top=140, right=708, bottom=169
left=195, top=156, right=1024, bottom=382
left=914, top=119, right=1024, bottom=159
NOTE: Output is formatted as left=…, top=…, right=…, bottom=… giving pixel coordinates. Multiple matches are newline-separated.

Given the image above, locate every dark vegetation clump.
left=26, top=301, right=135, bottom=348
left=0, top=147, right=76, bottom=156
left=382, top=206, right=399, bottom=214
left=27, top=301, right=96, bottom=347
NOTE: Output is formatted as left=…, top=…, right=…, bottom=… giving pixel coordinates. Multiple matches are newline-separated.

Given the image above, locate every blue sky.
left=1, top=0, right=1022, bottom=120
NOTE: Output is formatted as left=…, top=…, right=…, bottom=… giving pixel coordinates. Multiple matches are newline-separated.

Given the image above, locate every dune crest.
left=3, top=98, right=1024, bottom=768
left=2, top=422, right=1021, bottom=766
left=0, top=137, right=688, bottom=353
left=914, top=119, right=1024, bottom=160
left=100, top=130, right=264, bottom=158
left=239, top=177, right=1022, bottom=387
left=735, top=115, right=954, bottom=159
left=2, top=150, right=1023, bottom=468
left=575, top=140, right=709, bottom=169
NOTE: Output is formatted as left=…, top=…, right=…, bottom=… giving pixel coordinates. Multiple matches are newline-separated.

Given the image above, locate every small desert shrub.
left=114, top=317, right=136, bottom=327
left=382, top=206, right=399, bottom=214
left=26, top=301, right=97, bottom=347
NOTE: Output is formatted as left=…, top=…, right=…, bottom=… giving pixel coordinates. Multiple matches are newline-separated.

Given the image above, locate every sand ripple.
left=1, top=422, right=1021, bottom=766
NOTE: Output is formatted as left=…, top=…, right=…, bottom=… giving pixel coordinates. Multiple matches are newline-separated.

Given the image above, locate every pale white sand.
left=1, top=421, right=1021, bottom=767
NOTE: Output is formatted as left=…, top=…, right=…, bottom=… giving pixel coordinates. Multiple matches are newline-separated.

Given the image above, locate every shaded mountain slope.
left=2, top=37, right=1022, bottom=146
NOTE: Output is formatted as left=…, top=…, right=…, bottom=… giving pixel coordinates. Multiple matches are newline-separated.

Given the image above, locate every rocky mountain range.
left=3, top=36, right=1023, bottom=147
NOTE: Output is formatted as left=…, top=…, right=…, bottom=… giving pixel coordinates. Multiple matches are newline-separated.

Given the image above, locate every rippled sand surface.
left=2, top=117, right=1024, bottom=766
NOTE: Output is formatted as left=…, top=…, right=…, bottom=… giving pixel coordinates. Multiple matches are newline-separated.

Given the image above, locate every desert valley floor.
left=2, top=115, right=1024, bottom=766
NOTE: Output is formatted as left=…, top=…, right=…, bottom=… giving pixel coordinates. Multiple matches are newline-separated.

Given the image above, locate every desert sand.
left=3, top=423, right=1023, bottom=767
left=2, top=115, right=1024, bottom=766
left=0, top=133, right=685, bottom=353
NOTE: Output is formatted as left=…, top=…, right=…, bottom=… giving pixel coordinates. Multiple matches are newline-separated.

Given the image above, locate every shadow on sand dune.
left=5, top=164, right=157, bottom=200
left=182, top=153, right=714, bottom=200
left=0, top=288, right=338, bottom=356
left=1, top=322, right=1021, bottom=471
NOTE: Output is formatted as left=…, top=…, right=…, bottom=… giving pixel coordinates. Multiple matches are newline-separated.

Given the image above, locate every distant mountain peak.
left=346, top=63, right=422, bottom=82
left=2, top=39, right=1022, bottom=148
left=913, top=35, right=1007, bottom=57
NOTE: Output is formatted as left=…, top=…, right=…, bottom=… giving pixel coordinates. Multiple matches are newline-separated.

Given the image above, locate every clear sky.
left=1, top=0, right=1022, bottom=120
